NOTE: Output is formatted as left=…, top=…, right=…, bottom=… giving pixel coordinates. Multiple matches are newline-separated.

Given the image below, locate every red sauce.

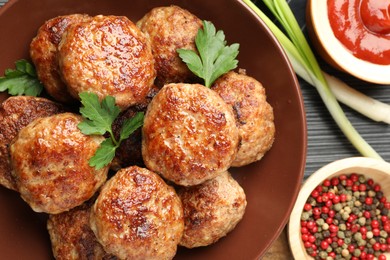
left=327, top=0, right=390, bottom=65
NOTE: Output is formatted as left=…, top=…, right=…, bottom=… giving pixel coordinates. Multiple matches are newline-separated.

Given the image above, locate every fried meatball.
left=30, top=14, right=91, bottom=103
left=0, top=96, right=63, bottom=190
left=110, top=85, right=159, bottom=170
left=47, top=199, right=117, bottom=260
left=90, top=166, right=183, bottom=260
left=142, top=83, right=239, bottom=186
left=58, top=15, right=156, bottom=110
left=178, top=171, right=247, bottom=248
left=137, top=5, right=202, bottom=87
left=10, top=113, right=109, bottom=214
left=212, top=71, right=275, bottom=167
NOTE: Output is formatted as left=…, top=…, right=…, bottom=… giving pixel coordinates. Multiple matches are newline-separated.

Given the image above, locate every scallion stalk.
left=242, top=0, right=384, bottom=159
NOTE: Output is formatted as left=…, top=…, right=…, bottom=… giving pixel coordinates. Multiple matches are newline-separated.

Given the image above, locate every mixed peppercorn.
left=301, top=173, right=390, bottom=260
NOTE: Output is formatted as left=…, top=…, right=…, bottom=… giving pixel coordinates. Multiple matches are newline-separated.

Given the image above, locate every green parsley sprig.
left=78, top=92, right=144, bottom=170
left=0, top=59, right=43, bottom=96
left=177, top=20, right=240, bottom=87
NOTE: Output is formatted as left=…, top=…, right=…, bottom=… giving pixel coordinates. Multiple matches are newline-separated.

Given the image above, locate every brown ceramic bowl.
left=289, top=157, right=390, bottom=259
left=0, top=0, right=307, bottom=259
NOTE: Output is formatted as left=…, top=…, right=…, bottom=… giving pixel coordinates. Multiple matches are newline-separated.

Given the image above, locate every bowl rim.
left=288, top=157, right=390, bottom=259
left=308, top=0, right=390, bottom=85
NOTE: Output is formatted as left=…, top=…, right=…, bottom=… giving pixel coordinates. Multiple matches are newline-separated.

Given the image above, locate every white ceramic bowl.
left=289, top=157, right=390, bottom=259
left=307, top=0, right=390, bottom=84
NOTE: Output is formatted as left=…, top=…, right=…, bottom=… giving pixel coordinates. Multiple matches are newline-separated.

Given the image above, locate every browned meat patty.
left=58, top=15, right=156, bottom=110
left=137, top=5, right=202, bottom=87
left=142, top=83, right=239, bottom=186
left=90, top=166, right=183, bottom=260
left=30, top=14, right=91, bottom=103
left=177, top=171, right=247, bottom=248
left=0, top=96, right=63, bottom=190
left=47, top=199, right=117, bottom=260
left=10, top=113, right=109, bottom=214
left=212, top=71, right=275, bottom=167
left=110, top=85, right=159, bottom=171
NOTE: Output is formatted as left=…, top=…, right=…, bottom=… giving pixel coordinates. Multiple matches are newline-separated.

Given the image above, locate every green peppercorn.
left=380, top=230, right=388, bottom=238
left=319, top=251, right=328, bottom=259
left=352, top=207, right=360, bottom=215
left=358, top=217, right=366, bottom=226
left=322, top=223, right=329, bottom=230
left=334, top=203, right=343, bottom=211
left=337, top=231, right=345, bottom=239
left=353, top=248, right=361, bottom=257
left=357, top=239, right=366, bottom=247
left=354, top=232, right=362, bottom=241
left=301, top=212, right=310, bottom=221
left=342, top=212, right=350, bottom=221
left=341, top=248, right=349, bottom=257
left=339, top=223, right=347, bottom=231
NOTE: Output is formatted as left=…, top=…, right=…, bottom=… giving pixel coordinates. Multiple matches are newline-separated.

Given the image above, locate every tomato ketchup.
left=327, top=0, right=390, bottom=65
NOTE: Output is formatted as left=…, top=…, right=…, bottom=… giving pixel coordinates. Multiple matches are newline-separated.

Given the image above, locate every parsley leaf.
left=0, top=59, right=43, bottom=96
left=78, top=92, right=144, bottom=170
left=88, top=138, right=117, bottom=170
left=177, top=20, right=240, bottom=87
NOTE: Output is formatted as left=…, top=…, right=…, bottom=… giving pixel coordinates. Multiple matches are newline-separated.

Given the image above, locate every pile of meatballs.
left=0, top=5, right=275, bottom=260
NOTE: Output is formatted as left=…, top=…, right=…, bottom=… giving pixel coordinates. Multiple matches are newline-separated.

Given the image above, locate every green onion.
left=243, top=0, right=384, bottom=159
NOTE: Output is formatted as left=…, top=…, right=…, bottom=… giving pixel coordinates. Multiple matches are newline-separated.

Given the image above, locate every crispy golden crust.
left=177, top=171, right=247, bottom=248
left=137, top=5, right=202, bottom=87
left=58, top=15, right=156, bottom=110
left=90, top=166, right=184, bottom=260
left=47, top=200, right=117, bottom=260
left=0, top=96, right=63, bottom=190
left=30, top=14, right=91, bottom=103
left=212, top=71, right=275, bottom=167
left=142, top=83, right=239, bottom=186
left=10, top=113, right=109, bottom=214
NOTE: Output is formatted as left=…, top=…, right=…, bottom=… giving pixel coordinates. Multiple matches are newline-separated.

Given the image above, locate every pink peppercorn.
left=307, top=220, right=315, bottom=230
left=359, top=183, right=367, bottom=191
left=329, top=224, right=338, bottom=233
left=323, top=179, right=331, bottom=187
left=303, top=203, right=312, bottom=211
left=373, top=228, right=380, bottom=236
left=372, top=219, right=380, bottom=228
left=373, top=242, right=381, bottom=251
left=321, top=240, right=329, bottom=250
left=350, top=174, right=358, bottom=182
left=374, top=184, right=381, bottom=192
left=365, top=197, right=373, bottom=205
left=313, top=207, right=321, bottom=215
left=331, top=177, right=339, bottom=186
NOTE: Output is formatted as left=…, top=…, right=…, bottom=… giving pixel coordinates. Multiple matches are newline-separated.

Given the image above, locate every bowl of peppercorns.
left=289, top=157, right=390, bottom=260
